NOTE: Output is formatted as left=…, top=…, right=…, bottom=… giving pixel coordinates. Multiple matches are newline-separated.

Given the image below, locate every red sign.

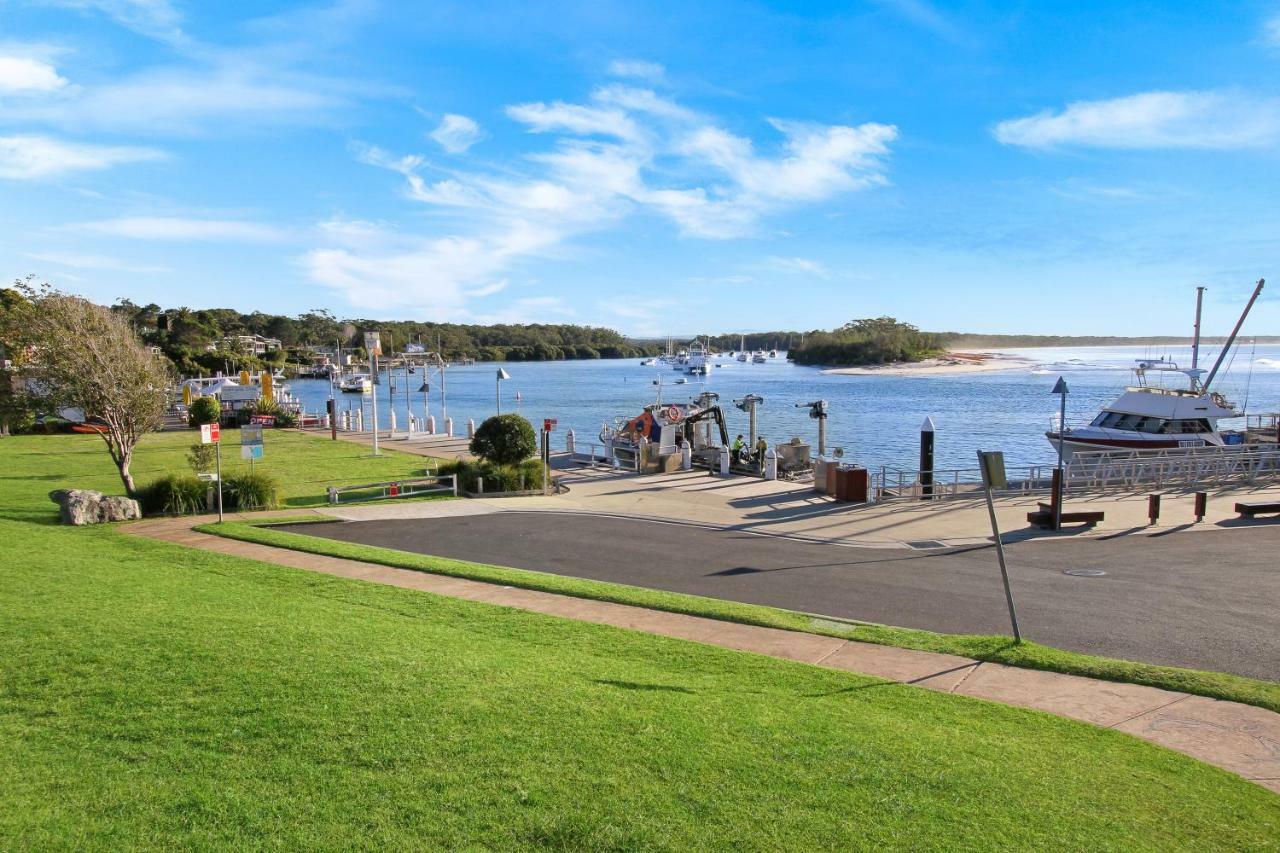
left=249, top=415, right=276, bottom=426
left=200, top=422, right=221, bottom=444
left=543, top=418, right=558, bottom=432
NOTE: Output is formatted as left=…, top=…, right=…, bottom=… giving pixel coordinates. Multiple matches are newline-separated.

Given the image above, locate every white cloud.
left=1265, top=14, right=1280, bottom=46
left=430, top=113, right=483, bottom=153
left=0, top=134, right=164, bottom=179
left=71, top=216, right=288, bottom=242
left=312, top=81, right=896, bottom=316
left=49, top=0, right=185, bottom=43
left=25, top=251, right=171, bottom=273
left=0, top=56, right=68, bottom=95
left=994, top=91, right=1280, bottom=149
left=607, top=59, right=665, bottom=82
left=766, top=256, right=829, bottom=277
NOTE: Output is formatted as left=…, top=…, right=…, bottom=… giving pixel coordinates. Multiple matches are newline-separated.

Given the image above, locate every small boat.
left=675, top=377, right=688, bottom=384
left=339, top=374, right=372, bottom=393
left=685, top=340, right=713, bottom=377
left=1048, top=281, right=1265, bottom=459
left=640, top=358, right=658, bottom=366
left=736, top=352, right=749, bottom=362
left=752, top=351, right=767, bottom=364
left=768, top=348, right=778, bottom=358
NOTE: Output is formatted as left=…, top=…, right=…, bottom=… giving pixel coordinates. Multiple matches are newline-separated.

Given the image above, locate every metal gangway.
left=871, top=464, right=1058, bottom=502
left=1066, top=444, right=1280, bottom=491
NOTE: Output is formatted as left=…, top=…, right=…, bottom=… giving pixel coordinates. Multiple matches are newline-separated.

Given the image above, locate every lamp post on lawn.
left=1051, top=377, right=1069, bottom=531
left=496, top=368, right=511, bottom=415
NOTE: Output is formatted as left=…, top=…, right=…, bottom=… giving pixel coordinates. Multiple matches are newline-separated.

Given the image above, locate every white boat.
left=685, top=340, right=713, bottom=376
left=1047, top=281, right=1265, bottom=459
left=339, top=374, right=372, bottom=393
left=736, top=352, right=749, bottom=362
left=769, top=348, right=778, bottom=358
left=640, top=358, right=658, bottom=366
left=751, top=351, right=767, bottom=364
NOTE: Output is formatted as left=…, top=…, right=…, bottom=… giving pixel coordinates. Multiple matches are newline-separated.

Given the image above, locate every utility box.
left=813, top=459, right=829, bottom=494
left=834, top=467, right=869, bottom=503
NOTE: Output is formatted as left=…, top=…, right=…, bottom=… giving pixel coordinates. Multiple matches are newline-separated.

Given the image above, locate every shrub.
left=187, top=396, right=220, bottom=426
left=249, top=397, right=297, bottom=428
left=223, top=472, right=281, bottom=512
left=470, top=414, right=537, bottom=465
left=138, top=474, right=207, bottom=516
left=438, top=457, right=547, bottom=493
left=186, top=442, right=215, bottom=475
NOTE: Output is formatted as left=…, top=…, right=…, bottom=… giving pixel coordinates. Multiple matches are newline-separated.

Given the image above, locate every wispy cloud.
left=872, top=0, right=968, bottom=44
left=607, top=59, right=665, bottom=82
left=25, top=250, right=171, bottom=273
left=0, top=134, right=164, bottom=179
left=994, top=90, right=1280, bottom=149
left=313, top=82, right=895, bottom=316
left=46, top=0, right=185, bottom=43
left=766, top=256, right=830, bottom=277
left=0, top=55, right=68, bottom=95
left=1265, top=13, right=1280, bottom=47
left=70, top=216, right=288, bottom=242
left=429, top=113, right=484, bottom=153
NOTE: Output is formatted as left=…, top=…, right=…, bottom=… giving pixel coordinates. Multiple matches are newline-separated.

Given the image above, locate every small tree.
left=470, top=414, right=537, bottom=465
left=187, top=395, right=220, bottom=426
left=15, top=281, right=174, bottom=495
left=186, top=442, right=215, bottom=475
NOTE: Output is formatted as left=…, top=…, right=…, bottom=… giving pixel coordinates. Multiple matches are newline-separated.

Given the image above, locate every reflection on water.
left=286, top=344, right=1280, bottom=474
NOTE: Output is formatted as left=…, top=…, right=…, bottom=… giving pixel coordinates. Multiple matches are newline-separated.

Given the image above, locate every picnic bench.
left=1027, top=502, right=1106, bottom=529
left=1234, top=500, right=1280, bottom=519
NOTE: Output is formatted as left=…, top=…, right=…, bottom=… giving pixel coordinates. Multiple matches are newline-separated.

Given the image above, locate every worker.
left=732, top=433, right=745, bottom=462
left=754, top=436, right=768, bottom=473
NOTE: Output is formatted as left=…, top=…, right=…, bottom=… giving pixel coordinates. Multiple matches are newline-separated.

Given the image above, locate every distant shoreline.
left=820, top=350, right=1035, bottom=377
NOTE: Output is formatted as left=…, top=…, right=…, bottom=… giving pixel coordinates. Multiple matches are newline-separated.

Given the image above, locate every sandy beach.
left=820, top=350, right=1036, bottom=377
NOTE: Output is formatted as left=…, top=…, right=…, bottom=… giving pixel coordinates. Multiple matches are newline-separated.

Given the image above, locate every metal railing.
left=871, top=465, right=1058, bottom=502
left=564, top=440, right=641, bottom=472
left=327, top=474, right=458, bottom=504
left=1066, top=445, right=1280, bottom=491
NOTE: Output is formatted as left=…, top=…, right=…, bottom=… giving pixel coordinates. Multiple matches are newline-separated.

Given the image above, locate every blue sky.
left=3, top=0, right=1280, bottom=337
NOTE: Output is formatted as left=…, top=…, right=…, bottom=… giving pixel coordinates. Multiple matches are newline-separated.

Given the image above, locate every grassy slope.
left=1, top=434, right=1277, bottom=847
left=206, top=521, right=1280, bottom=715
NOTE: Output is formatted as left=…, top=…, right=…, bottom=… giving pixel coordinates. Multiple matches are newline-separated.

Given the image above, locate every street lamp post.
left=1051, top=377, right=1069, bottom=531
left=496, top=368, right=511, bottom=415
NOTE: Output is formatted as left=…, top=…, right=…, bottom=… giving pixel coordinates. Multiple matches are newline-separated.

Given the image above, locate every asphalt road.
left=284, top=512, right=1280, bottom=680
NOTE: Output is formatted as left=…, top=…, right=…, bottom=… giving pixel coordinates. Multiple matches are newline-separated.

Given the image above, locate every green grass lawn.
left=2, top=433, right=1278, bottom=847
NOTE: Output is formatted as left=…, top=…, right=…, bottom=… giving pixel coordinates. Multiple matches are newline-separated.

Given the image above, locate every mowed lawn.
left=1, top=434, right=1277, bottom=848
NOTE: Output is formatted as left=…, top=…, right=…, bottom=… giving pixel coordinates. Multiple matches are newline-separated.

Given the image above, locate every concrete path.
left=124, top=515, right=1280, bottom=794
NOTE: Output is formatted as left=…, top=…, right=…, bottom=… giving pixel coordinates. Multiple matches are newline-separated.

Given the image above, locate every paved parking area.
left=282, top=511, right=1280, bottom=680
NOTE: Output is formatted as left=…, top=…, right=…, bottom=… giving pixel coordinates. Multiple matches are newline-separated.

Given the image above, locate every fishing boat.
left=640, top=357, right=658, bottom=366
left=751, top=351, right=767, bottom=364
left=1047, top=280, right=1264, bottom=459
left=339, top=374, right=372, bottom=394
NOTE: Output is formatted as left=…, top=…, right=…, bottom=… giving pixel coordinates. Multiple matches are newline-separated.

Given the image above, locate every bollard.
left=1194, top=491, right=1207, bottom=523
left=477, top=476, right=483, bottom=495
left=764, top=448, right=778, bottom=480
left=467, top=418, right=475, bottom=439
left=445, top=416, right=454, bottom=437
left=720, top=444, right=730, bottom=476
left=681, top=442, right=692, bottom=471
left=1148, top=493, right=1161, bottom=525
left=407, top=416, right=415, bottom=436
left=427, top=415, right=436, bottom=435
left=356, top=408, right=364, bottom=432
left=566, top=429, right=576, bottom=455
left=919, top=416, right=936, bottom=500
left=389, top=410, right=397, bottom=432
left=327, top=486, right=338, bottom=505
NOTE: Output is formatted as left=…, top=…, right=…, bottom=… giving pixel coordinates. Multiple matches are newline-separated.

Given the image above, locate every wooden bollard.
left=1147, top=493, right=1161, bottom=525
left=1194, top=491, right=1207, bottom=523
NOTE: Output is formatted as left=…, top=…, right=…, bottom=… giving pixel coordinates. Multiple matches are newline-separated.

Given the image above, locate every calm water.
left=286, top=344, right=1280, bottom=474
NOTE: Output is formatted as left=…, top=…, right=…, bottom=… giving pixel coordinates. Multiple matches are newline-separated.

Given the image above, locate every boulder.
left=48, top=489, right=141, bottom=525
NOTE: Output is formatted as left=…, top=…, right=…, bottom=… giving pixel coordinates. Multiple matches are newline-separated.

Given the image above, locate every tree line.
left=786, top=318, right=944, bottom=366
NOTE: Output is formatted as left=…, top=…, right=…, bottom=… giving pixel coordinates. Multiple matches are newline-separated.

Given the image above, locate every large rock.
left=48, top=489, right=141, bottom=525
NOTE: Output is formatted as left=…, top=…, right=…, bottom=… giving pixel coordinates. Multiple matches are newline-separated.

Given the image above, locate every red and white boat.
left=1047, top=280, right=1265, bottom=460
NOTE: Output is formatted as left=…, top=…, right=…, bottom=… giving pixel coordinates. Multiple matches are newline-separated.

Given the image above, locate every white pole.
left=369, top=351, right=380, bottom=456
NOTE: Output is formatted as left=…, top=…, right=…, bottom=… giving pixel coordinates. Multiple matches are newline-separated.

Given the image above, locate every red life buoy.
left=666, top=405, right=682, bottom=422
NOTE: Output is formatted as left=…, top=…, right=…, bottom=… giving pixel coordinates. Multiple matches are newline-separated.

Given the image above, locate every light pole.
left=1051, top=377, right=1069, bottom=531
left=418, top=381, right=430, bottom=424
left=496, top=368, right=510, bottom=415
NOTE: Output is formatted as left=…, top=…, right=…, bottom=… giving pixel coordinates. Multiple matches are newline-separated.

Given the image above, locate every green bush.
left=186, top=442, right=215, bottom=475
left=187, top=396, right=220, bottom=426
left=223, top=472, right=281, bottom=512
left=138, top=474, right=208, bottom=516
left=469, top=414, right=536, bottom=465
left=249, top=397, right=297, bottom=428
left=439, top=457, right=547, bottom=493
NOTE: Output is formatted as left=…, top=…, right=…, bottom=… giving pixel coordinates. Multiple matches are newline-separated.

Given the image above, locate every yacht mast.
left=1203, top=278, right=1265, bottom=391
left=1190, top=286, right=1205, bottom=390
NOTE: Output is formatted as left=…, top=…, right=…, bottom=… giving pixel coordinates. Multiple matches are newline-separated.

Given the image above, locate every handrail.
left=327, top=474, right=458, bottom=504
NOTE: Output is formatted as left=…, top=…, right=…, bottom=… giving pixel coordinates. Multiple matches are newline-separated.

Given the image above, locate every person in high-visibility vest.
left=731, top=434, right=745, bottom=461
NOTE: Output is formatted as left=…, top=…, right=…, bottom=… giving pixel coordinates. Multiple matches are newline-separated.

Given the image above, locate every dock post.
left=919, top=416, right=935, bottom=500
left=427, top=415, right=436, bottom=435
left=764, top=448, right=777, bottom=480
left=467, top=418, right=475, bottom=439
left=1148, top=493, right=1161, bottom=525
left=445, top=417, right=453, bottom=437
left=720, top=445, right=730, bottom=476
left=1194, top=491, right=1208, bottom=523
left=566, top=429, right=576, bottom=456
left=681, top=443, right=692, bottom=471
left=328, top=399, right=337, bottom=440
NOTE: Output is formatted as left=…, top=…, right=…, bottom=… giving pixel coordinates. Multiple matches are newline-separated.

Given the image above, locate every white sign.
left=200, top=423, right=220, bottom=444
left=364, top=331, right=382, bottom=356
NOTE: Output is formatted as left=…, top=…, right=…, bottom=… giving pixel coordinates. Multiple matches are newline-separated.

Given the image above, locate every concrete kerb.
left=123, top=515, right=1280, bottom=793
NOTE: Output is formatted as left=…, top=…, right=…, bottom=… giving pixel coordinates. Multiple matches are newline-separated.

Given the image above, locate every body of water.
left=284, top=344, right=1280, bottom=475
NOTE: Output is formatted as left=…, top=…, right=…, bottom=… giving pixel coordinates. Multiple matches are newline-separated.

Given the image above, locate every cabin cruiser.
left=751, top=351, right=767, bottom=364
left=339, top=374, right=372, bottom=393
left=685, top=340, right=713, bottom=376
left=1047, top=280, right=1264, bottom=459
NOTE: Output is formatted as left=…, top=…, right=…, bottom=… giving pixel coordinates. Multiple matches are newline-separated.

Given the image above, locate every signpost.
left=241, top=424, right=264, bottom=472
left=976, top=449, right=1021, bottom=642
left=541, top=418, right=557, bottom=494
left=201, top=422, right=223, bottom=523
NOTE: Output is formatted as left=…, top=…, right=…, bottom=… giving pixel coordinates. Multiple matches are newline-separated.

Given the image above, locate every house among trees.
left=218, top=334, right=282, bottom=355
